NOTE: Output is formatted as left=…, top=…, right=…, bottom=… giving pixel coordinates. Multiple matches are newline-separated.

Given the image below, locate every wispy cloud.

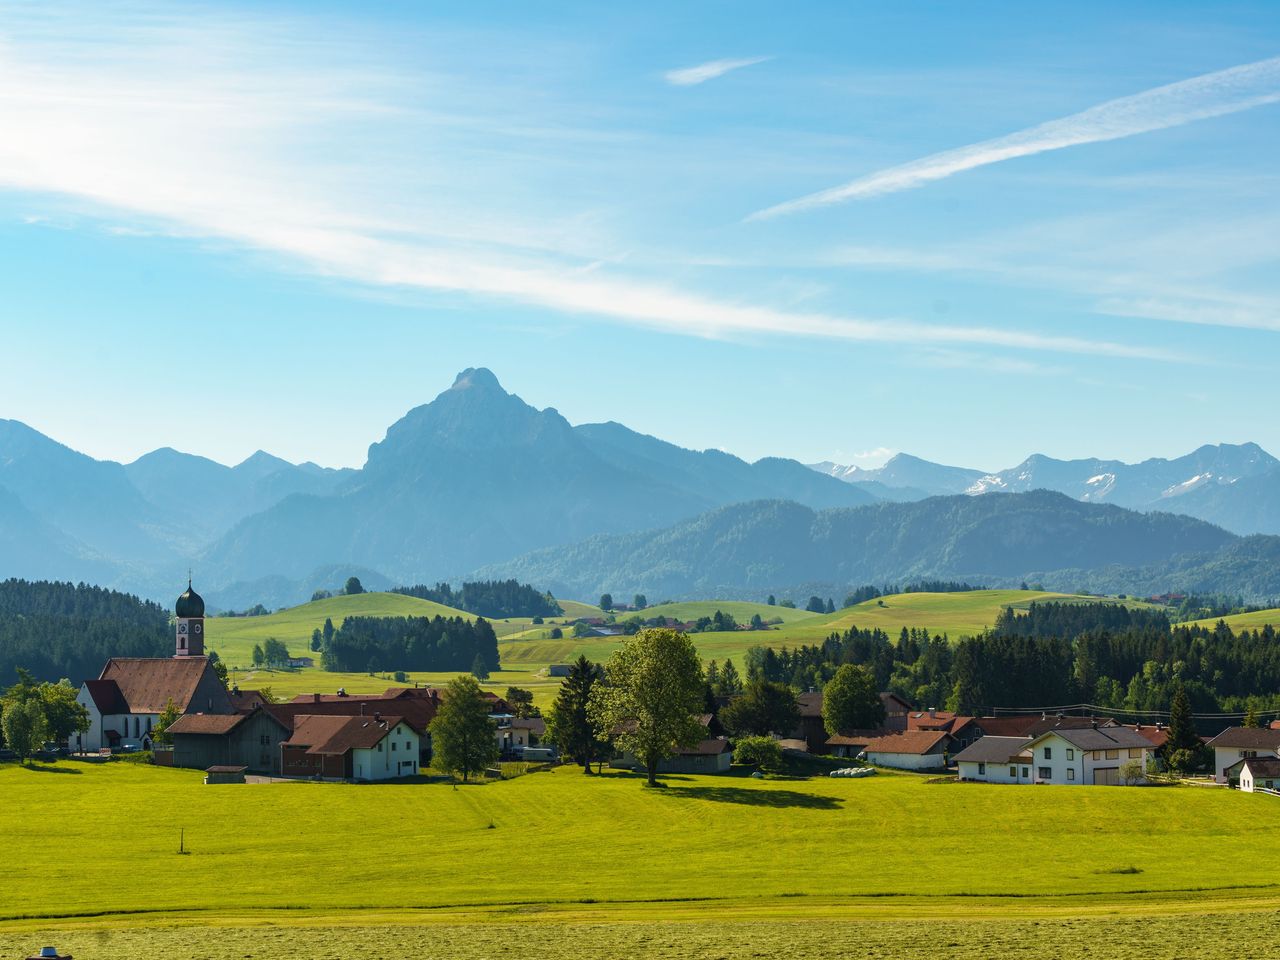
left=0, top=6, right=1178, bottom=363
left=664, top=56, right=772, bottom=86
left=750, top=55, right=1280, bottom=219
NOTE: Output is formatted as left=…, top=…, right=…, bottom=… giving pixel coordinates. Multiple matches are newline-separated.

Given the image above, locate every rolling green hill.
left=1188, top=607, right=1280, bottom=632
left=634, top=600, right=822, bottom=625
left=0, top=761, right=1276, bottom=958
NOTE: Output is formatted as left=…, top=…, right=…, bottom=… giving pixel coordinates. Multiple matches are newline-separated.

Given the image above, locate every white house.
left=953, top=736, right=1034, bottom=783
left=281, top=714, right=422, bottom=781
left=1236, top=757, right=1280, bottom=793
left=1024, top=726, right=1151, bottom=786
left=859, top=730, right=951, bottom=771
left=1205, top=728, right=1280, bottom=784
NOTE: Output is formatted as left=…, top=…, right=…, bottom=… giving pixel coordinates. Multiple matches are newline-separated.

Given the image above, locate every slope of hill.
left=1188, top=607, right=1280, bottom=632
left=479, top=491, right=1254, bottom=600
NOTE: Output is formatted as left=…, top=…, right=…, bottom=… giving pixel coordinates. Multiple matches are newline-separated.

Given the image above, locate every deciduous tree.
left=822, top=664, right=885, bottom=736
left=2, top=699, right=47, bottom=762
left=719, top=680, right=800, bottom=738
left=430, top=675, right=499, bottom=782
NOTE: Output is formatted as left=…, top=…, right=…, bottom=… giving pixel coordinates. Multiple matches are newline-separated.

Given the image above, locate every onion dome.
left=175, top=580, right=205, bottom=619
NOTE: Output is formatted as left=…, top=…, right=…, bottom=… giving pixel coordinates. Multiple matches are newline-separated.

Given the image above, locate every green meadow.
left=1189, top=606, right=1280, bottom=633
left=1, top=761, right=1276, bottom=958
left=207, top=589, right=1152, bottom=706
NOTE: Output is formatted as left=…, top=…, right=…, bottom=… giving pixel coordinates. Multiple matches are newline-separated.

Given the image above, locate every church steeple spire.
left=174, top=579, right=206, bottom=658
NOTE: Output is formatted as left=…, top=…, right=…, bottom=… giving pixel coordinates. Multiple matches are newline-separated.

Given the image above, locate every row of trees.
left=321, top=615, right=501, bottom=675
left=393, top=580, right=562, bottom=619
left=0, top=669, right=90, bottom=761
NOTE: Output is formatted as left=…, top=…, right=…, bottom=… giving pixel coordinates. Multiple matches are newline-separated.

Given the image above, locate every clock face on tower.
left=193, top=621, right=202, bottom=634
left=178, top=622, right=188, bottom=635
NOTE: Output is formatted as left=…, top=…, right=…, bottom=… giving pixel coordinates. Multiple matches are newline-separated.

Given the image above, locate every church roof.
left=97, top=657, right=225, bottom=714
left=84, top=679, right=130, bottom=715
left=175, top=581, right=205, bottom=619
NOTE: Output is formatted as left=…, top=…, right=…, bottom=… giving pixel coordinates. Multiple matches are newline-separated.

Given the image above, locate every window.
left=1105, top=749, right=1119, bottom=760
left=1128, top=748, right=1141, bottom=758
left=1067, top=768, right=1075, bottom=781
left=377, top=743, right=383, bottom=752
left=1038, top=766, right=1052, bottom=780
left=1044, top=746, right=1052, bottom=759
left=260, top=735, right=270, bottom=746
left=1009, top=767, right=1017, bottom=778
left=1066, top=748, right=1074, bottom=761
left=1242, top=750, right=1257, bottom=758
left=977, top=762, right=986, bottom=775
left=392, top=741, right=398, bottom=751
left=147, top=717, right=153, bottom=732
left=1021, top=767, right=1029, bottom=778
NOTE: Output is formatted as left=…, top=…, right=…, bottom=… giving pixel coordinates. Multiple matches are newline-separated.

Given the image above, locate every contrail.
left=749, top=55, right=1280, bottom=220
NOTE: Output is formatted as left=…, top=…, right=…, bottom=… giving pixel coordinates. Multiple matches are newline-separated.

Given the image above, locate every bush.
left=1119, top=759, right=1144, bottom=786
left=1167, top=745, right=1210, bottom=774
left=393, top=671, right=408, bottom=683
left=733, top=735, right=782, bottom=773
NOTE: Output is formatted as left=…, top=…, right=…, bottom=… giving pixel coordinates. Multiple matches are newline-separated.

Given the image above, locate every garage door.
left=1093, top=767, right=1120, bottom=786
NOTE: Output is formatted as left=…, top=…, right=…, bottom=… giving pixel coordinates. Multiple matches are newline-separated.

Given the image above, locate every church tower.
left=174, top=579, right=206, bottom=658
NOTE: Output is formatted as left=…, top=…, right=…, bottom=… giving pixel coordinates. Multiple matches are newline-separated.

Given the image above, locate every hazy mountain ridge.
left=478, top=491, right=1276, bottom=601
left=814, top=443, right=1280, bottom=534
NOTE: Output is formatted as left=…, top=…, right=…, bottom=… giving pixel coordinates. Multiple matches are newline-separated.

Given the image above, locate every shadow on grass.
left=662, top=784, right=841, bottom=809
left=19, top=762, right=82, bottom=774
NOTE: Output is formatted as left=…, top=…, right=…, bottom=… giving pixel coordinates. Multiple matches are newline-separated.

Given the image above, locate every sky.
left=1, top=1, right=1278, bottom=473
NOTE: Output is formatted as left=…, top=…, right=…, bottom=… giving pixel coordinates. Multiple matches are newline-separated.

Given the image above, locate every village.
left=55, top=581, right=1280, bottom=793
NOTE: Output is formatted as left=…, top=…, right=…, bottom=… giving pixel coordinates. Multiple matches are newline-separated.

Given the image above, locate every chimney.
left=928, top=707, right=936, bottom=719
left=360, top=702, right=366, bottom=716
left=313, top=693, right=322, bottom=703
left=1041, top=711, right=1047, bottom=720
left=1091, top=719, right=1098, bottom=730
left=374, top=711, right=382, bottom=723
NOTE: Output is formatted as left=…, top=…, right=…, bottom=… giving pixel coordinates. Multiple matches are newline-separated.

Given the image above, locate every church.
left=72, top=581, right=233, bottom=754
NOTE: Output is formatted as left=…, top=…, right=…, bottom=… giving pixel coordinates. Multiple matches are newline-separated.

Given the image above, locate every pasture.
left=0, top=760, right=1276, bottom=959
left=1189, top=607, right=1280, bottom=633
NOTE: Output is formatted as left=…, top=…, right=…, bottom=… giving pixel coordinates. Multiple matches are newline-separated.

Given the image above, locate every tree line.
left=392, top=579, right=563, bottom=619
left=0, top=579, right=171, bottom=684
left=321, top=614, right=501, bottom=675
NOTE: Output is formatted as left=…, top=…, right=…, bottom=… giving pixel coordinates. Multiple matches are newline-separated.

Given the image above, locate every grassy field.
left=1189, top=607, right=1280, bottom=632
left=1, top=760, right=1277, bottom=958
left=213, top=590, right=1152, bottom=706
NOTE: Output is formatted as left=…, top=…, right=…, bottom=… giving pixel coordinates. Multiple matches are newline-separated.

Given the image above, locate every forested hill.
left=477, top=490, right=1274, bottom=600
left=0, top=579, right=171, bottom=684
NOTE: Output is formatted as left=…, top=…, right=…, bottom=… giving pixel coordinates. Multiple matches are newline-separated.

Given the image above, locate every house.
left=905, top=709, right=981, bottom=749
left=499, top=717, right=550, bottom=758
left=73, top=581, right=233, bottom=753
left=1236, top=757, right=1280, bottom=793
left=954, top=737, right=1034, bottom=783
left=281, top=713, right=422, bottom=781
left=227, top=687, right=269, bottom=713
left=792, top=692, right=828, bottom=751
left=1205, top=727, right=1280, bottom=783
left=880, top=692, right=913, bottom=731
left=286, top=656, right=315, bottom=668
left=1023, top=726, right=1151, bottom=785
left=547, top=664, right=572, bottom=678
left=275, top=688, right=443, bottom=767
left=610, top=715, right=732, bottom=774
left=825, top=730, right=883, bottom=759
left=168, top=706, right=291, bottom=775
left=860, top=730, right=952, bottom=770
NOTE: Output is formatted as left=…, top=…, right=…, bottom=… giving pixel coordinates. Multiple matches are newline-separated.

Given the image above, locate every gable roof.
left=97, top=657, right=226, bottom=714
left=1241, top=757, right=1280, bottom=778
left=880, top=691, right=913, bottom=712
left=1029, top=726, right=1152, bottom=751
left=862, top=730, right=951, bottom=756
left=1206, top=727, right=1280, bottom=750
left=824, top=729, right=882, bottom=748
left=83, top=679, right=130, bottom=715
left=168, top=706, right=289, bottom=737
left=796, top=692, right=823, bottom=718
left=953, top=736, right=1033, bottom=764
left=675, top=737, right=731, bottom=756
left=510, top=717, right=546, bottom=734
left=284, top=714, right=418, bottom=756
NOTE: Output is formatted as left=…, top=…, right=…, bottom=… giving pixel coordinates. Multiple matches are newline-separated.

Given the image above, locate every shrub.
left=733, top=735, right=782, bottom=773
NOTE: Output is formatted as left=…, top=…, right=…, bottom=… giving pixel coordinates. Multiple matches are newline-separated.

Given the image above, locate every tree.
left=732, top=735, right=782, bottom=773
left=805, top=596, right=826, bottom=614
left=263, top=638, right=290, bottom=666
left=1243, top=706, right=1261, bottom=728
left=251, top=643, right=265, bottom=667
left=471, top=653, right=490, bottom=680
left=310, top=629, right=323, bottom=653
left=599, top=593, right=614, bottom=612
left=1119, top=758, right=1145, bottom=786
left=719, top=680, right=800, bottom=738
left=749, top=613, right=764, bottom=630
left=545, top=655, right=608, bottom=772
left=779, top=599, right=796, bottom=609
left=322, top=617, right=336, bottom=644
left=311, top=589, right=332, bottom=601
left=767, top=595, right=776, bottom=606
left=549, top=627, right=563, bottom=640
left=208, top=651, right=229, bottom=687
left=429, top=675, right=499, bottom=782
left=152, top=698, right=181, bottom=746
left=344, top=576, right=365, bottom=595
left=38, top=679, right=89, bottom=748
left=1, top=699, right=46, bottom=762
left=718, top=659, right=744, bottom=697
left=1166, top=682, right=1199, bottom=753
left=589, top=628, right=705, bottom=786
left=505, top=686, right=539, bottom=719
left=633, top=594, right=647, bottom=610
left=825, top=598, right=836, bottom=614
left=257, top=686, right=279, bottom=704
left=822, top=664, right=885, bottom=736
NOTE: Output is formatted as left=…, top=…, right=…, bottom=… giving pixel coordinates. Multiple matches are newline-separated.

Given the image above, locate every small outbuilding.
left=860, top=730, right=952, bottom=771
left=204, top=765, right=248, bottom=785
left=1236, top=757, right=1280, bottom=793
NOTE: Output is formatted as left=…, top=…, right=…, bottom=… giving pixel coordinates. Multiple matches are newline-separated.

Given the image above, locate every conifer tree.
left=545, top=655, right=607, bottom=772
left=1167, top=682, right=1199, bottom=752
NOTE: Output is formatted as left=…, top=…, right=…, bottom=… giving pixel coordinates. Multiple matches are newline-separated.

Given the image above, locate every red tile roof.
left=285, top=714, right=418, bottom=756
left=168, top=713, right=248, bottom=736
left=97, top=657, right=228, bottom=714
left=676, top=737, right=731, bottom=756
left=861, top=730, right=951, bottom=756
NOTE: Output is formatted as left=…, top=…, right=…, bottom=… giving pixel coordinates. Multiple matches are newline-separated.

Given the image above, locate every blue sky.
left=1, top=0, right=1278, bottom=472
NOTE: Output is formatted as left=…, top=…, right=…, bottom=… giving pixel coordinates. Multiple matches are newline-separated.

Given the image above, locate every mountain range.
left=811, top=443, right=1280, bottom=534
left=2, top=368, right=1279, bottom=608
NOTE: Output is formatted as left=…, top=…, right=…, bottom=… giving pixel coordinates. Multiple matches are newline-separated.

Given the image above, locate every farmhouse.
left=281, top=713, right=422, bottom=781
left=905, top=709, right=981, bottom=749
left=824, top=730, right=881, bottom=759
left=953, top=736, right=1034, bottom=783
left=1236, top=757, right=1280, bottom=793
left=860, top=730, right=951, bottom=770
left=499, top=716, right=549, bottom=758
left=167, top=706, right=291, bottom=775
left=1023, top=726, right=1151, bottom=785
left=73, top=582, right=232, bottom=753
left=1205, top=727, right=1280, bottom=784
